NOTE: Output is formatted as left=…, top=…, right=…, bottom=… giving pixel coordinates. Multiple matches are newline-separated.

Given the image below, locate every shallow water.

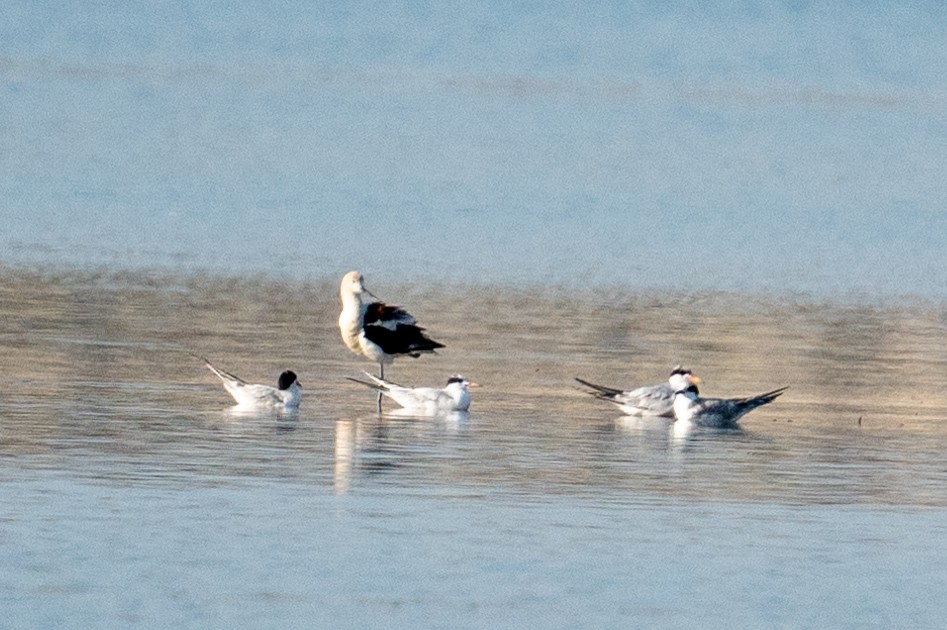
left=1, top=270, right=945, bottom=627
left=4, top=2, right=947, bottom=626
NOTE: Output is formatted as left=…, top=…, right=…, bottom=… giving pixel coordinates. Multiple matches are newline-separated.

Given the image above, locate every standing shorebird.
left=575, top=366, right=700, bottom=417
left=672, top=383, right=787, bottom=428
left=338, top=271, right=444, bottom=409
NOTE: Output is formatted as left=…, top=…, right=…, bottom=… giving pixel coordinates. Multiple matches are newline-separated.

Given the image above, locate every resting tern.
left=347, top=372, right=475, bottom=414
left=672, top=383, right=787, bottom=428
left=201, top=357, right=301, bottom=409
left=575, top=366, right=699, bottom=417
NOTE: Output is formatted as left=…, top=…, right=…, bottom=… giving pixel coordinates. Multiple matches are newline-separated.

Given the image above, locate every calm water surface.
left=2, top=2, right=947, bottom=296
left=3, top=2, right=947, bottom=626
left=1, top=270, right=945, bottom=627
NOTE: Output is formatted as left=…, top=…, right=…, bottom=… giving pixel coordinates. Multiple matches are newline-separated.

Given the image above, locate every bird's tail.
left=345, top=376, right=384, bottom=391
left=739, top=386, right=789, bottom=410
left=197, top=355, right=246, bottom=384
left=574, top=377, right=622, bottom=400
left=345, top=371, right=401, bottom=392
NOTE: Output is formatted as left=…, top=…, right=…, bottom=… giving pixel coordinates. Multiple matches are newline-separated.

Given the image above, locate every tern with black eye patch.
left=576, top=365, right=700, bottom=417
left=672, top=382, right=787, bottom=428
left=346, top=372, right=476, bottom=414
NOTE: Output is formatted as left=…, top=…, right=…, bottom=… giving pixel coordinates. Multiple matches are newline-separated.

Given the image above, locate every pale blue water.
left=2, top=3, right=947, bottom=628
left=4, top=473, right=943, bottom=629
left=2, top=1, right=947, bottom=296
left=2, top=271, right=945, bottom=629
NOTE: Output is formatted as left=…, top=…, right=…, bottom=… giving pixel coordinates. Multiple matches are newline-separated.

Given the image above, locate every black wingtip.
left=742, top=386, right=789, bottom=407
left=574, top=377, right=623, bottom=399
left=345, top=376, right=383, bottom=391
left=411, top=338, right=445, bottom=353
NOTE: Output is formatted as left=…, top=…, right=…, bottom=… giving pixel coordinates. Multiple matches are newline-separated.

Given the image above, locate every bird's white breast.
left=673, top=394, right=696, bottom=423
left=338, top=305, right=365, bottom=354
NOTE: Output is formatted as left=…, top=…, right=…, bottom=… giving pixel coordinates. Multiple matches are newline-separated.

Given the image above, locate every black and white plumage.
left=201, top=357, right=301, bottom=409
left=575, top=366, right=700, bottom=417
left=338, top=270, right=444, bottom=378
left=347, top=372, right=475, bottom=414
left=672, top=383, right=787, bottom=428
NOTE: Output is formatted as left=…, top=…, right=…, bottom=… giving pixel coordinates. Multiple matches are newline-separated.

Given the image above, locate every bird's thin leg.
left=377, top=361, right=384, bottom=412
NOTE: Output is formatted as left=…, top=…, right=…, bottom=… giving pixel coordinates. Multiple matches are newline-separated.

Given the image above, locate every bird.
left=672, top=382, right=787, bottom=428
left=575, top=366, right=700, bottom=417
left=200, top=356, right=301, bottom=409
left=346, top=372, right=475, bottom=414
left=338, top=271, right=444, bottom=409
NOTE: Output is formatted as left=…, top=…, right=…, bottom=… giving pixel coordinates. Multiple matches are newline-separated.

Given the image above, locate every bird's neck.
left=339, top=290, right=365, bottom=313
